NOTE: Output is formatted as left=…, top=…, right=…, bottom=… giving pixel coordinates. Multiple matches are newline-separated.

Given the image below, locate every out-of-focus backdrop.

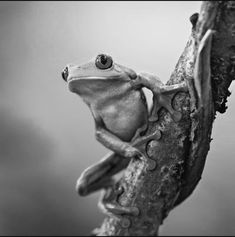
left=0, top=1, right=235, bottom=236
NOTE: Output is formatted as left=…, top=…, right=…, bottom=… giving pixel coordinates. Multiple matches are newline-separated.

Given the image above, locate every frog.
left=61, top=53, right=188, bottom=216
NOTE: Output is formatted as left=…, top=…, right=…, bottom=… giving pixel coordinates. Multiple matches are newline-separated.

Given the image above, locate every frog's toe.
left=149, top=113, right=159, bottom=122
left=171, top=110, right=182, bottom=122
left=99, top=201, right=140, bottom=217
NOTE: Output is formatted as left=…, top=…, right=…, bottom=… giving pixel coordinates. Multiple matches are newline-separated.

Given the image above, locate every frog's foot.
left=133, top=128, right=161, bottom=147
left=150, top=82, right=188, bottom=122
left=99, top=201, right=140, bottom=217
left=136, top=72, right=188, bottom=122
left=131, top=123, right=148, bottom=142
left=99, top=186, right=140, bottom=217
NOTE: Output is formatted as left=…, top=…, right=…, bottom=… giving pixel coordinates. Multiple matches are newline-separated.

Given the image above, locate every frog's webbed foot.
left=150, top=82, right=188, bottom=122
left=99, top=186, right=140, bottom=218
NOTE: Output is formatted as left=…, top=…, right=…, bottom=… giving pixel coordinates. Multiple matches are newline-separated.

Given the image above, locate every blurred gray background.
left=0, top=1, right=235, bottom=236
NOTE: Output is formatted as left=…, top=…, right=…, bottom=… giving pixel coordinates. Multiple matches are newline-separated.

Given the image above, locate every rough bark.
left=95, top=2, right=235, bottom=236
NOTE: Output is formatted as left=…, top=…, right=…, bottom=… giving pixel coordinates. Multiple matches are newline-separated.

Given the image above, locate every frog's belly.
left=102, top=98, right=147, bottom=142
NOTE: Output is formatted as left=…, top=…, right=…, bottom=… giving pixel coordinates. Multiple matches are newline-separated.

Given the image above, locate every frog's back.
left=100, top=89, right=148, bottom=142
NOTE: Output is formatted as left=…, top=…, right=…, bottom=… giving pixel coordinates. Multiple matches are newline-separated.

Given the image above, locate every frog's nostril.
left=62, top=67, right=69, bottom=82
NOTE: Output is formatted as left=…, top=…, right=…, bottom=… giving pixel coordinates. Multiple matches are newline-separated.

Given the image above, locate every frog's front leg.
left=94, top=115, right=144, bottom=160
left=132, top=72, right=188, bottom=122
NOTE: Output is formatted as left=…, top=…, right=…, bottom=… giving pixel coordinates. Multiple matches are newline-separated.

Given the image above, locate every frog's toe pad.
left=172, top=111, right=182, bottom=122
left=149, top=114, right=159, bottom=122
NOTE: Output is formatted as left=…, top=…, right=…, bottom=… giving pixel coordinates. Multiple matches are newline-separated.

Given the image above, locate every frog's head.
left=62, top=54, right=137, bottom=105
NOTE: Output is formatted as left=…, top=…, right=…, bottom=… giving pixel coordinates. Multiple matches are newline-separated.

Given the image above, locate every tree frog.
left=62, top=54, right=188, bottom=214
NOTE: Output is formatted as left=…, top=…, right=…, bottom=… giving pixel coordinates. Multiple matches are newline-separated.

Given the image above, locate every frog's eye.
left=95, top=54, right=113, bottom=70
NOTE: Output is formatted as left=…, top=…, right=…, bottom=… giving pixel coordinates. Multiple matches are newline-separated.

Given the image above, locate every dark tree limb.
left=95, top=2, right=235, bottom=236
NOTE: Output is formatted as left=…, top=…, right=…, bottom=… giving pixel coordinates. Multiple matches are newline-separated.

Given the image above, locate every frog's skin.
left=62, top=54, right=188, bottom=216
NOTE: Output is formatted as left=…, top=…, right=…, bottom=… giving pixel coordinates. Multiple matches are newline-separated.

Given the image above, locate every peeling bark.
left=95, top=2, right=235, bottom=236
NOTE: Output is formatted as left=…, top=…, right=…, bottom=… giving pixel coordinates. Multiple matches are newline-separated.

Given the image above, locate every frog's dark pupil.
left=100, top=55, right=107, bottom=65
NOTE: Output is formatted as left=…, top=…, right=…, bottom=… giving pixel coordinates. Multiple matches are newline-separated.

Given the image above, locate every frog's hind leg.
left=76, top=152, right=130, bottom=196
left=77, top=152, right=139, bottom=217
left=150, top=82, right=188, bottom=122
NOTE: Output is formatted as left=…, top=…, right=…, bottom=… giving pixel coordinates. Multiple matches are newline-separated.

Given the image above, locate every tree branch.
left=95, top=1, right=235, bottom=236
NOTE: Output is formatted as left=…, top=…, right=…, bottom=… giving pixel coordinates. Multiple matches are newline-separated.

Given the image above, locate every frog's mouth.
left=68, top=76, right=128, bottom=97
left=68, top=76, right=110, bottom=92
left=67, top=76, right=108, bottom=83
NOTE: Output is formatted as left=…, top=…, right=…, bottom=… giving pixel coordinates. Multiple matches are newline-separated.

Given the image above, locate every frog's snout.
left=62, top=66, right=69, bottom=82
